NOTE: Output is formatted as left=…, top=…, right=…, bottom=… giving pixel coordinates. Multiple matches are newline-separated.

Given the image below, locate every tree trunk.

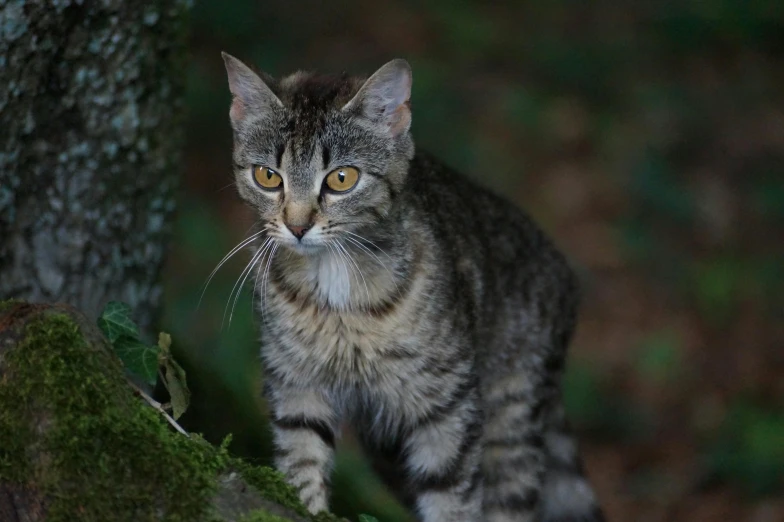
left=0, top=0, right=189, bottom=334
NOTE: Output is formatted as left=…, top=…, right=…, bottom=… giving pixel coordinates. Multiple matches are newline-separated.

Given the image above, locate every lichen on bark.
left=0, top=0, right=192, bottom=333
left=0, top=301, right=344, bottom=522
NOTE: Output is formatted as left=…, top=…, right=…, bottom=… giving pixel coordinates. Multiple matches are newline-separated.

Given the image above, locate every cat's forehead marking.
left=276, top=72, right=365, bottom=176
left=279, top=71, right=363, bottom=111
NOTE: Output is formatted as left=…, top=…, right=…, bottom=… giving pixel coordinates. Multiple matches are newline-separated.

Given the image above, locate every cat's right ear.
left=343, top=59, right=412, bottom=136
left=221, top=52, right=282, bottom=123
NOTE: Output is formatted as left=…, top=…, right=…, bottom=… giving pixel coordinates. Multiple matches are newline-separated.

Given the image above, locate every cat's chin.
left=283, top=241, right=327, bottom=257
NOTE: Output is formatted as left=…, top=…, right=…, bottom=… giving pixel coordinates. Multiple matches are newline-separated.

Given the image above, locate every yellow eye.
left=253, top=166, right=283, bottom=189
left=324, top=167, right=360, bottom=192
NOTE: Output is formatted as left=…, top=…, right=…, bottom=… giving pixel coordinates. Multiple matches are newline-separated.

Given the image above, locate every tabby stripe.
left=296, top=478, right=315, bottom=491
left=288, top=458, right=321, bottom=472
left=464, top=466, right=483, bottom=497
left=322, top=145, right=330, bottom=170
left=365, top=241, right=423, bottom=317
left=276, top=142, right=286, bottom=169
left=274, top=416, right=335, bottom=448
left=414, top=469, right=463, bottom=492
left=409, top=418, right=482, bottom=493
left=365, top=278, right=411, bottom=317
left=382, top=344, right=420, bottom=360
left=485, top=432, right=544, bottom=450
left=485, top=382, right=555, bottom=414
left=486, top=488, right=539, bottom=511
left=271, top=275, right=311, bottom=310
left=300, top=484, right=327, bottom=511
left=483, top=452, right=546, bottom=487
left=412, top=375, right=476, bottom=428
left=366, top=170, right=396, bottom=198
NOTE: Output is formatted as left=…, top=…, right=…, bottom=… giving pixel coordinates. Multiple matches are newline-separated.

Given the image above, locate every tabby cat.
left=220, top=52, right=604, bottom=522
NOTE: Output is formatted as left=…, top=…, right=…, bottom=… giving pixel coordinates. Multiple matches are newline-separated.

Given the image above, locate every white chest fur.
left=309, top=250, right=354, bottom=308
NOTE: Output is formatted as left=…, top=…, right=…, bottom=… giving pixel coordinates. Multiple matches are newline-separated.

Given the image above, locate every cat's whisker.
left=251, top=238, right=276, bottom=318
left=217, top=181, right=238, bottom=192
left=198, top=229, right=265, bottom=309
left=258, top=243, right=272, bottom=323
left=222, top=239, right=269, bottom=328
left=343, top=235, right=399, bottom=294
left=260, top=243, right=279, bottom=326
left=335, top=239, right=371, bottom=306
left=229, top=239, right=273, bottom=326
left=343, top=230, right=396, bottom=264
left=221, top=242, right=261, bottom=329
left=327, top=242, right=351, bottom=301
left=330, top=241, right=357, bottom=310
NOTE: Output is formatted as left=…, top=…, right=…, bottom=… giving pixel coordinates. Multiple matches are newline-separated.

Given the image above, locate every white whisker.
left=250, top=238, right=275, bottom=317
left=343, top=230, right=396, bottom=264
left=260, top=243, right=279, bottom=326
left=198, top=229, right=265, bottom=309
left=335, top=239, right=371, bottom=306
left=328, top=241, right=351, bottom=295
left=328, top=241, right=354, bottom=309
left=229, top=240, right=272, bottom=326
left=343, top=235, right=400, bottom=295
left=222, top=242, right=268, bottom=329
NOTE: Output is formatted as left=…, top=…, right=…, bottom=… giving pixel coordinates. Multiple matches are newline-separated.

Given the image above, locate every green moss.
left=0, top=298, right=21, bottom=313
left=239, top=511, right=292, bottom=522
left=238, top=463, right=310, bottom=518
left=237, top=462, right=345, bottom=522
left=0, top=312, right=223, bottom=520
left=312, top=511, right=349, bottom=522
left=0, top=307, right=341, bottom=521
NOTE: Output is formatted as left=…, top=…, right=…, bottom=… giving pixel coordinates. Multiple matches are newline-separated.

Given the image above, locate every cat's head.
left=222, top=53, right=414, bottom=255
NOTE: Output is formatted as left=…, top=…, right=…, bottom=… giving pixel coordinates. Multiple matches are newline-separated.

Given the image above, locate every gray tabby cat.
left=220, top=52, right=605, bottom=522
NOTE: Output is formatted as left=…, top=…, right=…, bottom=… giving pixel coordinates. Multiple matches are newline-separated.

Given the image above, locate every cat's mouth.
left=282, top=239, right=327, bottom=256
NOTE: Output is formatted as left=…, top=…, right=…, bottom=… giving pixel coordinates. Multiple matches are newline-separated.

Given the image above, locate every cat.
left=220, top=52, right=605, bottom=522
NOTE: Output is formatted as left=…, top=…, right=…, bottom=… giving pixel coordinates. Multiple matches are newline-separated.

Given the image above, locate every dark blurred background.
left=161, top=1, right=784, bottom=521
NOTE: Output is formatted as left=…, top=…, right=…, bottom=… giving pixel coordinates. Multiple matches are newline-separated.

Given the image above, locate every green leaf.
left=97, top=301, right=140, bottom=343
left=113, top=336, right=160, bottom=385
left=358, top=515, right=380, bottom=522
left=158, top=332, right=190, bottom=420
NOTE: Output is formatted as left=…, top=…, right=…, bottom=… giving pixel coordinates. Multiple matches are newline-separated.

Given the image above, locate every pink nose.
left=286, top=224, right=310, bottom=240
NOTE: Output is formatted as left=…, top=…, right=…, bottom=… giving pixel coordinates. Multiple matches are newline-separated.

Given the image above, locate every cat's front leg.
left=402, top=399, right=485, bottom=522
left=266, top=381, right=338, bottom=514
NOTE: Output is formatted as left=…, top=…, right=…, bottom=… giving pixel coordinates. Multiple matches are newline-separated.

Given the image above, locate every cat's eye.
left=253, top=166, right=283, bottom=190
left=324, top=167, right=360, bottom=193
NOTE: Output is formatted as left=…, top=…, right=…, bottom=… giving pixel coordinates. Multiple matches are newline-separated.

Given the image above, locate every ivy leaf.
left=97, top=301, right=140, bottom=343
left=157, top=332, right=190, bottom=420
left=359, top=516, right=380, bottom=522
left=113, top=336, right=160, bottom=385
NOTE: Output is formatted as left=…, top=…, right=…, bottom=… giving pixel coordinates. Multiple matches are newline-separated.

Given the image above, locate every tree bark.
left=0, top=0, right=190, bottom=334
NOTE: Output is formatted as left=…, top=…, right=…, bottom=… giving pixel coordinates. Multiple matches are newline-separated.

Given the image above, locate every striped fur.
left=221, top=53, right=605, bottom=521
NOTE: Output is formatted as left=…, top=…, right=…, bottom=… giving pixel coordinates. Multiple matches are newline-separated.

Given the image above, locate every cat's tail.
left=540, top=404, right=605, bottom=522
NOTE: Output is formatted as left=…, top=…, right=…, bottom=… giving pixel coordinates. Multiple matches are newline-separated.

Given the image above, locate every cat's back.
left=403, top=151, right=574, bottom=288
left=402, top=151, right=579, bottom=371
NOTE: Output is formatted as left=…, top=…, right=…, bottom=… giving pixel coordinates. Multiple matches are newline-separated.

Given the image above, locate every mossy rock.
left=0, top=301, right=345, bottom=522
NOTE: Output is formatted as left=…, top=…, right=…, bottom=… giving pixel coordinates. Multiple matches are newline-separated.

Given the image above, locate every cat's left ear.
left=343, top=59, right=412, bottom=136
left=221, top=52, right=282, bottom=124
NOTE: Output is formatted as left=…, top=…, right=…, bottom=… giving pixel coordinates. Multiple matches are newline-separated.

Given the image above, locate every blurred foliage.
left=706, top=399, right=784, bottom=497
left=161, top=1, right=784, bottom=521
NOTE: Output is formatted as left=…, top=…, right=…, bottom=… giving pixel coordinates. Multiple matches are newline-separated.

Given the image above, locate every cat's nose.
left=286, top=224, right=310, bottom=240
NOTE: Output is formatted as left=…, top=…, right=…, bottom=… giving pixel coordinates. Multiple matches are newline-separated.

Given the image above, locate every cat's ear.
left=221, top=52, right=282, bottom=123
left=343, top=59, right=412, bottom=136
